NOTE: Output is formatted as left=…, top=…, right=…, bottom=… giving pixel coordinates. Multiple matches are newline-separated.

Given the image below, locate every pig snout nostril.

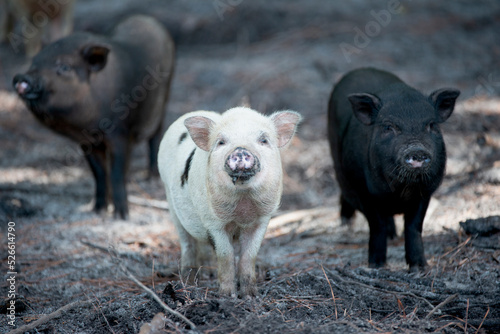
left=404, top=150, right=431, bottom=168
left=15, top=81, right=30, bottom=95
left=227, top=149, right=255, bottom=171
left=225, top=148, right=261, bottom=184
left=13, top=75, right=42, bottom=100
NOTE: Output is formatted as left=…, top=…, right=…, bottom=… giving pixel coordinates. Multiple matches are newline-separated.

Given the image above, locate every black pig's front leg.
left=109, top=139, right=131, bottom=220
left=84, top=146, right=109, bottom=213
left=404, top=198, right=430, bottom=271
left=365, top=209, right=394, bottom=268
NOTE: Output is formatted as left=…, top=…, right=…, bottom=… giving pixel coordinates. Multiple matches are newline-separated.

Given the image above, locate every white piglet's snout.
left=158, top=107, right=301, bottom=297
left=225, top=147, right=261, bottom=185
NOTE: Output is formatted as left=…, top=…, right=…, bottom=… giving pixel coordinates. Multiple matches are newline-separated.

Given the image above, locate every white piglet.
left=158, top=107, right=301, bottom=297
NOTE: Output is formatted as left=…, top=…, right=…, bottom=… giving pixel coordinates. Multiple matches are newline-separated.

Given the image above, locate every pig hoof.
left=218, top=289, right=237, bottom=298
left=239, top=284, right=258, bottom=298
left=368, top=262, right=385, bottom=269
left=340, top=216, right=352, bottom=226
left=148, top=166, right=160, bottom=179
left=93, top=202, right=107, bottom=214
left=113, top=206, right=129, bottom=220
left=219, top=284, right=237, bottom=298
left=409, top=262, right=427, bottom=273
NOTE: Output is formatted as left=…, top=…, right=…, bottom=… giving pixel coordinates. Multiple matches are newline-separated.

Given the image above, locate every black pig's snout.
left=13, top=74, right=43, bottom=100
left=225, top=147, right=261, bottom=184
left=403, top=147, right=431, bottom=169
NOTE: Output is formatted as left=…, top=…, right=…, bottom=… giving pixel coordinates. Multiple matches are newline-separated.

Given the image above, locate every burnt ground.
left=1, top=0, right=500, bottom=333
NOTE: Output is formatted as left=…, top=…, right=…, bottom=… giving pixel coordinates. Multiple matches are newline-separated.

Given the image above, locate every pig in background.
left=0, top=0, right=75, bottom=57
left=13, top=15, right=175, bottom=219
left=328, top=67, right=460, bottom=271
left=158, top=107, right=302, bottom=297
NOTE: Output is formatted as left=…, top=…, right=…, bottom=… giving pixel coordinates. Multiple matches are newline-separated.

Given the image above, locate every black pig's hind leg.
left=340, top=195, right=356, bottom=226
left=148, top=122, right=164, bottom=178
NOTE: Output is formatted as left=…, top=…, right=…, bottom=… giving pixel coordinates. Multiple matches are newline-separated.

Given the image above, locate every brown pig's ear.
left=184, top=116, right=215, bottom=151
left=429, top=88, right=460, bottom=123
left=348, top=93, right=382, bottom=126
left=81, top=45, right=110, bottom=72
left=271, top=111, right=302, bottom=148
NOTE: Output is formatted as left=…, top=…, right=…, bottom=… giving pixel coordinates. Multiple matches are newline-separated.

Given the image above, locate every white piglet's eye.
left=217, top=139, right=226, bottom=146
left=258, top=134, right=269, bottom=145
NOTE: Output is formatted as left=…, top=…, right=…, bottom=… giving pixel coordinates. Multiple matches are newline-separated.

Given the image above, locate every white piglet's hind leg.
left=174, top=219, right=199, bottom=284
left=166, top=189, right=199, bottom=284
left=237, top=216, right=271, bottom=297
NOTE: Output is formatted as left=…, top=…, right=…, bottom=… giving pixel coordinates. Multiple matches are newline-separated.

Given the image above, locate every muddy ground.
left=1, top=0, right=500, bottom=333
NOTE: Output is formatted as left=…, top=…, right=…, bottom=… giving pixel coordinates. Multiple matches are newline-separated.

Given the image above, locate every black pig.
left=13, top=15, right=175, bottom=219
left=328, top=68, right=459, bottom=270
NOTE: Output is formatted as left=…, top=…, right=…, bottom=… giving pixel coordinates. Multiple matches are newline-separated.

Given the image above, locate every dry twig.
left=321, top=265, right=338, bottom=320
left=112, top=253, right=197, bottom=330
left=425, top=294, right=458, bottom=319
left=324, top=267, right=435, bottom=309
left=128, top=195, right=169, bottom=211
left=6, top=300, right=92, bottom=334
left=475, top=307, right=490, bottom=334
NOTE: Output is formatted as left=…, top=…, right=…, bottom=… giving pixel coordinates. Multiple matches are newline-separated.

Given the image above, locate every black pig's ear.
left=81, top=45, right=110, bottom=72
left=348, top=93, right=382, bottom=125
left=429, top=88, right=460, bottom=123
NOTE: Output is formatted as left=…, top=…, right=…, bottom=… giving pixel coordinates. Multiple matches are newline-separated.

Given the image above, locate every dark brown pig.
left=13, top=15, right=175, bottom=219
left=328, top=68, right=460, bottom=271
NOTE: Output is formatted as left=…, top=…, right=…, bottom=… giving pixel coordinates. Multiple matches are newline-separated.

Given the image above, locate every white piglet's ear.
left=184, top=116, right=215, bottom=151
left=271, top=111, right=302, bottom=148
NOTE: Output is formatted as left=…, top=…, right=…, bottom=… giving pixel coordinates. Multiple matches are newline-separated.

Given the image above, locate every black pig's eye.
left=383, top=124, right=396, bottom=133
left=427, top=122, right=438, bottom=133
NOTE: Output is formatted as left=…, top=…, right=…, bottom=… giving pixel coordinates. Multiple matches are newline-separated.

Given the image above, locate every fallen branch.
left=7, top=300, right=92, bottom=334
left=128, top=195, right=169, bottom=211
left=117, top=262, right=197, bottom=330
left=323, top=267, right=435, bottom=309
left=425, top=293, right=458, bottom=319
left=269, top=207, right=334, bottom=227
left=79, top=240, right=196, bottom=329
left=80, top=239, right=111, bottom=253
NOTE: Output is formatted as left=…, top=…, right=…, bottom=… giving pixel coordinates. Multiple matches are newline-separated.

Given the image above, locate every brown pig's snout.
left=224, top=147, right=261, bottom=184
left=13, top=74, right=43, bottom=100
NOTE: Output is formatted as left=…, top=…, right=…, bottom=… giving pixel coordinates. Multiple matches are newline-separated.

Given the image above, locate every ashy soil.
left=1, top=0, right=500, bottom=333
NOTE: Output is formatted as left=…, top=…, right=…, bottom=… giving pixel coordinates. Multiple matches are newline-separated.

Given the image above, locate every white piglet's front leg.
left=206, top=227, right=237, bottom=296
left=237, top=215, right=272, bottom=297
